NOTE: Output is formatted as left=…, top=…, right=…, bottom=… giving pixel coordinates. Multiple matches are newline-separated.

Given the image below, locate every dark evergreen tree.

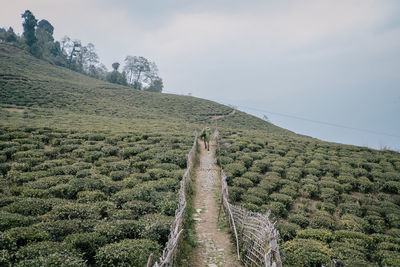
left=21, top=10, right=37, bottom=47
left=6, top=27, right=17, bottom=42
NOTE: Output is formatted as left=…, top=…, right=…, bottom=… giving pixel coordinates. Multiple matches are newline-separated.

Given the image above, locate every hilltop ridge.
left=0, top=43, right=286, bottom=134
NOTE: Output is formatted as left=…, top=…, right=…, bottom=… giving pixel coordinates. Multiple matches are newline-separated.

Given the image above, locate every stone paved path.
left=190, top=140, right=242, bottom=267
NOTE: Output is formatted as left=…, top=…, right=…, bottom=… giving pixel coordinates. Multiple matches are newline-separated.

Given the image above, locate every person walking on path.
left=201, top=124, right=211, bottom=151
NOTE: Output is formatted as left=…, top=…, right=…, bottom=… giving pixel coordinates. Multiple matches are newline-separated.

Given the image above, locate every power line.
left=224, top=103, right=400, bottom=139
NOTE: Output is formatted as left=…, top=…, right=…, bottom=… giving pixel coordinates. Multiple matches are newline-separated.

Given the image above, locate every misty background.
left=2, top=0, right=399, bottom=150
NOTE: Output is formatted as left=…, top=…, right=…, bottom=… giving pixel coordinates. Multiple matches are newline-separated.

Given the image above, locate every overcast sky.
left=2, top=0, right=400, bottom=150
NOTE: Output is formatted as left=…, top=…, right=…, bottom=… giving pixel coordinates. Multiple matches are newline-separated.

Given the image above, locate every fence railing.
left=215, top=131, right=282, bottom=267
left=149, top=132, right=197, bottom=267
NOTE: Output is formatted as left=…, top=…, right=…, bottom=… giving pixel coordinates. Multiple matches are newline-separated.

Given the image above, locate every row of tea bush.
left=217, top=129, right=400, bottom=266
left=0, top=126, right=193, bottom=266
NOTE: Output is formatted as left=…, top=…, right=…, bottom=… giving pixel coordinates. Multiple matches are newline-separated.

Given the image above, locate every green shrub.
left=3, top=198, right=55, bottom=216
left=137, top=214, right=173, bottom=244
left=77, top=190, right=106, bottom=203
left=64, top=232, right=107, bottom=263
left=94, top=220, right=139, bottom=243
left=387, top=228, right=400, bottom=238
left=382, top=181, right=400, bottom=194
left=0, top=226, right=49, bottom=250
left=363, top=215, right=386, bottom=234
left=147, top=168, right=168, bottom=180
left=288, top=214, right=309, bottom=228
left=333, top=230, right=373, bottom=248
left=240, top=155, right=253, bottom=168
left=242, top=202, right=261, bottom=212
left=25, top=175, right=72, bottom=190
left=0, top=211, right=37, bottom=231
left=241, top=171, right=262, bottom=184
left=259, top=176, right=280, bottom=193
left=300, top=183, right=319, bottom=198
left=279, top=186, right=297, bottom=198
left=225, top=163, right=246, bottom=177
left=276, top=222, right=301, bottom=241
left=69, top=176, right=110, bottom=193
left=14, top=241, right=86, bottom=266
left=49, top=165, right=79, bottom=176
left=75, top=169, right=92, bottom=178
left=232, top=177, right=253, bottom=189
left=109, top=171, right=129, bottom=181
left=49, top=203, right=101, bottom=220
left=101, top=145, right=118, bottom=157
left=228, top=186, right=245, bottom=202
left=286, top=167, right=302, bottom=181
left=122, top=200, right=156, bottom=218
left=267, top=201, right=287, bottom=219
left=156, top=149, right=186, bottom=168
left=83, top=151, right=104, bottom=163
left=49, top=184, right=78, bottom=199
left=310, top=211, right=335, bottom=230
left=297, top=228, right=333, bottom=242
left=0, top=249, right=10, bottom=266
left=95, top=239, right=161, bottom=267
left=218, top=156, right=234, bottom=166
left=253, top=159, right=271, bottom=173
left=339, top=202, right=362, bottom=217
left=319, top=179, right=344, bottom=194
left=154, top=192, right=178, bottom=216
left=241, top=194, right=263, bottom=206
left=269, top=193, right=293, bottom=208
left=357, top=176, right=374, bottom=193
left=319, top=188, right=339, bottom=203
left=330, top=241, right=369, bottom=266
left=154, top=163, right=180, bottom=171
left=246, top=187, right=269, bottom=201
left=338, top=214, right=364, bottom=232
left=36, top=219, right=96, bottom=241
left=282, top=238, right=332, bottom=267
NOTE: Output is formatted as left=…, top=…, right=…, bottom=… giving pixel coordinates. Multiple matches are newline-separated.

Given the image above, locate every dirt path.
left=210, top=109, right=236, bottom=121
left=191, top=140, right=242, bottom=267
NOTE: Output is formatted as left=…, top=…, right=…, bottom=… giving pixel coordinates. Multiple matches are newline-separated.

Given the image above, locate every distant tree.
left=34, top=19, right=56, bottom=59
left=123, top=56, right=162, bottom=91
left=144, top=77, right=163, bottom=92
left=21, top=10, right=37, bottom=48
left=106, top=62, right=127, bottom=86
left=61, top=37, right=83, bottom=71
left=81, top=43, right=99, bottom=73
left=36, top=19, right=54, bottom=42
left=112, top=62, right=120, bottom=71
left=5, top=27, right=17, bottom=42
left=88, top=63, right=107, bottom=80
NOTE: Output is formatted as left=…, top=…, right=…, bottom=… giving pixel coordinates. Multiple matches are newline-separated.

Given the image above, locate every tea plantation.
left=0, top=125, right=197, bottom=265
left=1, top=42, right=400, bottom=266
left=217, top=129, right=400, bottom=266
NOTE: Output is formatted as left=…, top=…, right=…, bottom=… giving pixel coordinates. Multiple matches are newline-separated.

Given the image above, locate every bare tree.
left=81, top=43, right=99, bottom=73
left=123, top=56, right=161, bottom=89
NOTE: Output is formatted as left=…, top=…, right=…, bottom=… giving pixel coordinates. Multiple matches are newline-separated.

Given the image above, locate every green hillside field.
left=0, top=43, right=285, bottom=266
left=1, top=42, right=400, bottom=266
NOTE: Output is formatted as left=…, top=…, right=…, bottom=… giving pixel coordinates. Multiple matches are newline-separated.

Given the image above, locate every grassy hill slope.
left=0, top=43, right=285, bottom=134
left=1, top=43, right=400, bottom=266
left=0, top=43, right=288, bottom=266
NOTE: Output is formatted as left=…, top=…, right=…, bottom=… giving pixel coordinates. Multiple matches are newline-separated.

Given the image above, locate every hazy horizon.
left=2, top=0, right=399, bottom=150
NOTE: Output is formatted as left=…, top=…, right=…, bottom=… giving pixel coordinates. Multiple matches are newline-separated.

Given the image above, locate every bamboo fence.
left=149, top=132, right=197, bottom=267
left=215, top=131, right=282, bottom=267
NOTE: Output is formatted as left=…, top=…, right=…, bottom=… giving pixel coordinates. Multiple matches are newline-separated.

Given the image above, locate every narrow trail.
left=210, top=109, right=236, bottom=121
left=191, top=140, right=242, bottom=267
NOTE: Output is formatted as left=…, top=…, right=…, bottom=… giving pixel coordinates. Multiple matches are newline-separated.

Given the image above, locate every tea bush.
left=218, top=130, right=400, bottom=265
left=95, top=239, right=161, bottom=267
